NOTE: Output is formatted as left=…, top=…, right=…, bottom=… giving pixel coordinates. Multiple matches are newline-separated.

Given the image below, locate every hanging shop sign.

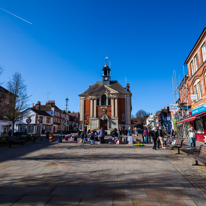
left=181, top=106, right=190, bottom=110
left=190, top=94, right=198, bottom=101
left=191, top=105, right=206, bottom=115
left=169, top=104, right=179, bottom=112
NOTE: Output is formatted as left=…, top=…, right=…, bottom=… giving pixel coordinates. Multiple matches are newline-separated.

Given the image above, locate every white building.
left=146, top=113, right=156, bottom=127
left=15, top=108, right=53, bottom=134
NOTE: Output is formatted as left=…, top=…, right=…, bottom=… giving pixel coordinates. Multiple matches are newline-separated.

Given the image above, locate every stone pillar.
left=115, top=98, right=118, bottom=117
left=111, top=98, right=114, bottom=117
left=126, top=95, right=131, bottom=126
left=106, top=97, right=108, bottom=105
left=80, top=97, right=85, bottom=121
left=90, top=99, right=93, bottom=117
left=94, top=99, right=97, bottom=118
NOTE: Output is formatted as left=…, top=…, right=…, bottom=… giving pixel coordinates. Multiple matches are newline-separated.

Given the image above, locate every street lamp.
left=65, top=98, right=69, bottom=132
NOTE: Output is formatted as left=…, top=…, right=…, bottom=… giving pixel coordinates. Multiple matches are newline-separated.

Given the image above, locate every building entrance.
left=100, top=120, right=107, bottom=130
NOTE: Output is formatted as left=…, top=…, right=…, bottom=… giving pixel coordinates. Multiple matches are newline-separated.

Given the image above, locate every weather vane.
left=105, top=55, right=108, bottom=65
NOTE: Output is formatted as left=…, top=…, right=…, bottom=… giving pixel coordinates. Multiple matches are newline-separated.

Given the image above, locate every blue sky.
left=0, top=0, right=205, bottom=115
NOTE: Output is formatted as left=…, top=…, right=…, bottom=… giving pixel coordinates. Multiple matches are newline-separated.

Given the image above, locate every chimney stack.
left=126, top=83, right=130, bottom=91
left=37, top=101, right=41, bottom=110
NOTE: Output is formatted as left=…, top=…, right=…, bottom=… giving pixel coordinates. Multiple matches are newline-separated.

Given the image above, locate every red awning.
left=179, top=111, right=206, bottom=124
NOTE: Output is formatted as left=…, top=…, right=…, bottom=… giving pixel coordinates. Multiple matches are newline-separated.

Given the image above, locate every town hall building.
left=79, top=62, right=132, bottom=131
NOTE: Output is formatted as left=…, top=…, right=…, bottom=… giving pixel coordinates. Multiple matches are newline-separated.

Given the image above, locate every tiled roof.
left=79, top=81, right=130, bottom=96
left=31, top=108, right=52, bottom=117
left=0, top=86, right=12, bottom=94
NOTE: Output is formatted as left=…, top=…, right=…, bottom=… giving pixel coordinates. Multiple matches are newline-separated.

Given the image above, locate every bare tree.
left=6, top=72, right=29, bottom=134
left=135, top=109, right=149, bottom=125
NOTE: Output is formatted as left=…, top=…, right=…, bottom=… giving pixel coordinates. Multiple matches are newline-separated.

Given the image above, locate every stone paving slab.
left=0, top=136, right=206, bottom=205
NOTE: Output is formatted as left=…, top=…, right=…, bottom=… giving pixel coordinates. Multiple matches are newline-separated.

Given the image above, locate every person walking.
left=143, top=128, right=149, bottom=144
left=151, top=128, right=157, bottom=150
left=188, top=126, right=196, bottom=149
left=157, top=126, right=164, bottom=149
left=99, top=127, right=105, bottom=144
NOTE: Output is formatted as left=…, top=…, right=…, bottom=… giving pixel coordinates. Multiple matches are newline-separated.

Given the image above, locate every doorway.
left=100, top=120, right=107, bottom=130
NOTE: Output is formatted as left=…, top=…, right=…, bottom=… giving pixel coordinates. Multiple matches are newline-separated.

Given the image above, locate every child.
left=80, top=131, right=84, bottom=146
left=90, top=131, right=95, bottom=145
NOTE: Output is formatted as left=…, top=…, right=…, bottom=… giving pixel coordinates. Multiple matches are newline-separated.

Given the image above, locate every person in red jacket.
left=143, top=128, right=149, bottom=144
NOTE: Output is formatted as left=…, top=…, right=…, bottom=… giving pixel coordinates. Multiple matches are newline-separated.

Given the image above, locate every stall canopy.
left=179, top=111, right=206, bottom=124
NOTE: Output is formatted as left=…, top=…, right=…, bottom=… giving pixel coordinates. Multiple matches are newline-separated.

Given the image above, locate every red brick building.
left=79, top=63, right=132, bottom=131
left=179, top=28, right=206, bottom=142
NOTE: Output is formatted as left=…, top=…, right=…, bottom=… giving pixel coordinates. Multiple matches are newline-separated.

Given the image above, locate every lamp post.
left=65, top=98, right=69, bottom=132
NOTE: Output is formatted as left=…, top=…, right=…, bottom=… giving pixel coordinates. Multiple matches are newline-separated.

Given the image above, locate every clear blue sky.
left=0, top=0, right=205, bottom=115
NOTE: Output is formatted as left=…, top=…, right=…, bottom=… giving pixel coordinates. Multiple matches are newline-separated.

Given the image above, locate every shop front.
left=179, top=108, right=206, bottom=142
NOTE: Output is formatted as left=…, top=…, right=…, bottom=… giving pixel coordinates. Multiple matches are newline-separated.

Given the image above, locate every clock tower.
left=102, top=64, right=111, bottom=86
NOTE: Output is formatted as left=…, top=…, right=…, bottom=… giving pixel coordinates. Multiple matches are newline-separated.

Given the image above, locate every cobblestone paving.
left=157, top=140, right=206, bottom=206
left=0, top=137, right=205, bottom=205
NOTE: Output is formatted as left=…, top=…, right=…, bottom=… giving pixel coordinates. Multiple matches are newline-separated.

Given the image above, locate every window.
left=46, top=117, right=50, bottom=123
left=108, top=98, right=111, bottom=105
left=202, top=43, right=206, bottom=62
left=101, top=95, right=106, bottom=105
left=28, top=126, right=34, bottom=134
left=194, top=85, right=198, bottom=100
left=191, top=60, right=194, bottom=75
left=104, top=70, right=107, bottom=75
left=122, top=114, right=125, bottom=121
left=198, top=81, right=202, bottom=99
left=194, top=55, right=198, bottom=71
left=193, top=80, right=202, bottom=101
left=97, top=99, right=99, bottom=106
left=196, top=118, right=204, bottom=133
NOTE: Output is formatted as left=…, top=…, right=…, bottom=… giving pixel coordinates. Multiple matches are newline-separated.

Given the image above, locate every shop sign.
left=191, top=94, right=198, bottom=101
left=182, top=106, right=190, bottom=110
left=173, top=119, right=178, bottom=123
left=191, top=105, right=206, bottom=115
left=169, top=104, right=179, bottom=112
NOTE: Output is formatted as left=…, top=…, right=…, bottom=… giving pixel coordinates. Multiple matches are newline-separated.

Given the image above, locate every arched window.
left=193, top=79, right=202, bottom=101
left=101, top=95, right=106, bottom=105
left=104, top=70, right=107, bottom=76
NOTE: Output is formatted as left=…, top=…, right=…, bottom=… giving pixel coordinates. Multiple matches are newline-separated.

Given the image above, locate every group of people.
left=142, top=126, right=168, bottom=150
left=80, top=126, right=139, bottom=145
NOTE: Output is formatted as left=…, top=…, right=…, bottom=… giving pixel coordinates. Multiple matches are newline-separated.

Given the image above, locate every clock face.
left=104, top=77, right=108, bottom=81
left=102, top=109, right=106, bottom=113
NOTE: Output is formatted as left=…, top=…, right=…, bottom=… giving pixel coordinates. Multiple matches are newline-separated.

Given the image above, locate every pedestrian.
left=99, top=127, right=105, bottom=144
left=143, top=128, right=149, bottom=144
left=157, top=126, right=164, bottom=149
left=118, top=127, right=123, bottom=143
left=128, top=127, right=132, bottom=136
left=148, top=127, right=152, bottom=143
left=123, top=127, right=128, bottom=143
left=90, top=131, right=95, bottom=145
left=188, top=126, right=196, bottom=149
left=80, top=131, right=84, bottom=146
left=151, top=127, right=157, bottom=150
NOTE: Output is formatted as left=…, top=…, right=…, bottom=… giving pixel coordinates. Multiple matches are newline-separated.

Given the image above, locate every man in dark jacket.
left=99, top=127, right=105, bottom=144
left=150, top=128, right=157, bottom=150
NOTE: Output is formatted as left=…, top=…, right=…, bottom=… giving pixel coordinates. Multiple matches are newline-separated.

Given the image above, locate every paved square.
left=0, top=138, right=206, bottom=205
